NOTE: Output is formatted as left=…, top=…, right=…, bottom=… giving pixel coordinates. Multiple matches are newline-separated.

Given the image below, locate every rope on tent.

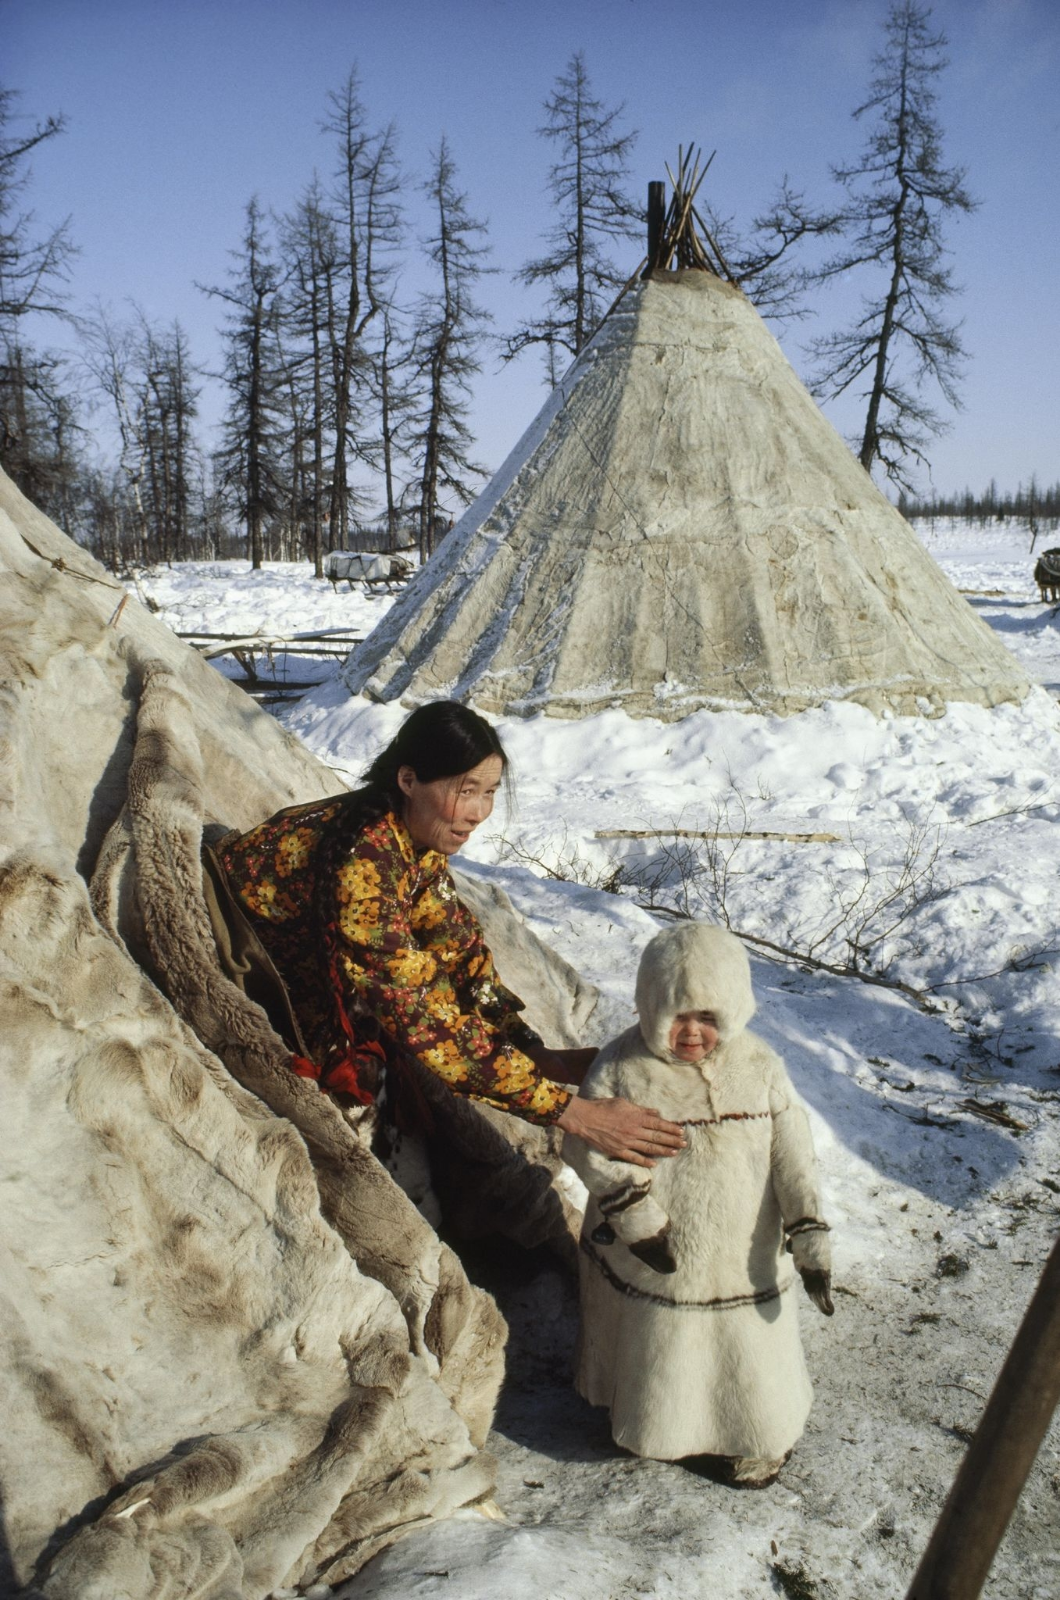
left=19, top=531, right=122, bottom=591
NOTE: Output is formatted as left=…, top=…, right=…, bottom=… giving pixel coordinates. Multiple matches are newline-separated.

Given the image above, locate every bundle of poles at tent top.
left=645, top=145, right=738, bottom=278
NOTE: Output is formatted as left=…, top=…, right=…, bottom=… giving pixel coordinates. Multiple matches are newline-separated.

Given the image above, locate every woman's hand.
left=558, top=1095, right=686, bottom=1168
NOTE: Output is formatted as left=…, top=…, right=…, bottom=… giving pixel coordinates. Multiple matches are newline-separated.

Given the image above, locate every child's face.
left=668, top=1011, right=720, bottom=1063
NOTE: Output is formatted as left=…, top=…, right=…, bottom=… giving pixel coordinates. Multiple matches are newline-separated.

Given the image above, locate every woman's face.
left=397, top=754, right=504, bottom=854
left=668, top=1011, right=720, bottom=1063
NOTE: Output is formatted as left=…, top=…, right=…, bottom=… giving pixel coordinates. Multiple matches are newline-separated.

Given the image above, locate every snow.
left=131, top=518, right=1060, bottom=1599
left=127, top=558, right=402, bottom=695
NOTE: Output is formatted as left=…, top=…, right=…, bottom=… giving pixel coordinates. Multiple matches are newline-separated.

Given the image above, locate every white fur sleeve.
left=561, top=1046, right=670, bottom=1245
left=768, top=1061, right=831, bottom=1272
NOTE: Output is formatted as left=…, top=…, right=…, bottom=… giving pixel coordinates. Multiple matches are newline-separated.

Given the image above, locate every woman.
left=213, top=701, right=683, bottom=1166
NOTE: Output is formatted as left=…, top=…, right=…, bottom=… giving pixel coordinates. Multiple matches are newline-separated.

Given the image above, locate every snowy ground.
left=133, top=520, right=1060, bottom=1600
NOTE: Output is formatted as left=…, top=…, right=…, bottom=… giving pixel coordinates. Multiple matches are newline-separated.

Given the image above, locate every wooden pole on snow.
left=905, top=1231, right=1060, bottom=1599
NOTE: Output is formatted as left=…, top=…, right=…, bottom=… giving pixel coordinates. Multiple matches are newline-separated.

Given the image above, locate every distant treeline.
left=2, top=60, right=649, bottom=575
left=899, top=479, right=1060, bottom=529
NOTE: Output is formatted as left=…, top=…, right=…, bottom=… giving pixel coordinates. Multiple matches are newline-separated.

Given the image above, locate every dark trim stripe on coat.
left=600, top=1184, right=651, bottom=1217
left=679, top=1111, right=771, bottom=1128
left=581, top=1237, right=794, bottom=1312
left=786, top=1217, right=830, bottom=1236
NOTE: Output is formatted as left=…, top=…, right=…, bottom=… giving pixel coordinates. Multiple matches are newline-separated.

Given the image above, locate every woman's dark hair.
left=359, top=701, right=508, bottom=813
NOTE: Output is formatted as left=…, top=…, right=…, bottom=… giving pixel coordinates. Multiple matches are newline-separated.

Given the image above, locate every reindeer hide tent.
left=0, top=466, right=596, bottom=1598
left=344, top=268, right=1029, bottom=720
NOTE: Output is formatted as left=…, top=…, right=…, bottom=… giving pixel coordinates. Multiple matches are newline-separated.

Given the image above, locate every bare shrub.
left=500, top=780, right=950, bottom=991
left=497, top=825, right=629, bottom=895
left=780, top=816, right=946, bottom=974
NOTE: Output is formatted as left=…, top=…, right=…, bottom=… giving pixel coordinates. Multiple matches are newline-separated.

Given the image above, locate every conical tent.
left=344, top=269, right=1029, bottom=720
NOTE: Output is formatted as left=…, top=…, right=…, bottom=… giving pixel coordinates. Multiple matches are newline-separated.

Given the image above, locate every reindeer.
left=1033, top=548, right=1060, bottom=603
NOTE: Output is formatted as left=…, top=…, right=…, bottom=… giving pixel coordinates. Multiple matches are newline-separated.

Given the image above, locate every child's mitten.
left=785, top=1219, right=833, bottom=1315
left=596, top=1180, right=670, bottom=1254
left=799, top=1267, right=834, bottom=1316
left=629, top=1227, right=678, bottom=1275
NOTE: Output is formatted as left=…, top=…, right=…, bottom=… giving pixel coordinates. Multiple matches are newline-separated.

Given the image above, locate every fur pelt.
left=563, top=922, right=830, bottom=1462
left=1, top=844, right=498, bottom=1598
left=0, top=466, right=597, bottom=1596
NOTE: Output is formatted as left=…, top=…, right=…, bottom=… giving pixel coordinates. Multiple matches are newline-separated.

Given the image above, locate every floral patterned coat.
left=216, top=797, right=572, bottom=1126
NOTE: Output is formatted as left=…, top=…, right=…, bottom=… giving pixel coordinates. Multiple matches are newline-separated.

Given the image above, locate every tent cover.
left=345, top=270, right=1029, bottom=720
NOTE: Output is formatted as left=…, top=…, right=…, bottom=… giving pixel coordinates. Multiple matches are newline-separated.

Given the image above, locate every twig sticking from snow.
left=956, top=1098, right=1029, bottom=1132
left=926, top=941, right=1060, bottom=990
left=596, top=826, right=841, bottom=844
left=695, top=923, right=932, bottom=1004
left=966, top=797, right=1059, bottom=827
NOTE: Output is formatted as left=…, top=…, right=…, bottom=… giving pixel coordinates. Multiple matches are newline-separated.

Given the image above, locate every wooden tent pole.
left=905, top=1232, right=1060, bottom=1599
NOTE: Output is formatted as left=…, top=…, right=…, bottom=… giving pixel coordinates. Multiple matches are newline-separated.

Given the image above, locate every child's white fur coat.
left=563, top=923, right=830, bottom=1462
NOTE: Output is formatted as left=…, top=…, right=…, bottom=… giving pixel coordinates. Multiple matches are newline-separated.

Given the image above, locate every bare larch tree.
left=411, top=138, right=491, bottom=563
left=0, top=87, right=81, bottom=521
left=279, top=177, right=341, bottom=576
left=201, top=198, right=285, bottom=569
left=137, top=314, right=200, bottom=562
left=696, top=176, right=842, bottom=324
left=505, top=52, right=641, bottom=384
left=0, top=86, right=73, bottom=324
left=320, top=71, right=402, bottom=550
left=808, top=1, right=978, bottom=487
left=81, top=304, right=152, bottom=561
left=368, top=303, right=418, bottom=553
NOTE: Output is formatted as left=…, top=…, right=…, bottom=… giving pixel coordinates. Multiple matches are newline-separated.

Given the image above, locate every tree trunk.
left=859, top=58, right=911, bottom=475
left=247, top=294, right=265, bottom=569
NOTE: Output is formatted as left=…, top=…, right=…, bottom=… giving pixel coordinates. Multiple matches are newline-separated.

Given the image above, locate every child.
left=562, top=921, right=833, bottom=1487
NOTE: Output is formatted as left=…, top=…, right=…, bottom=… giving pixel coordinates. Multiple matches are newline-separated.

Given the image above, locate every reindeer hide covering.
left=0, top=467, right=595, bottom=1598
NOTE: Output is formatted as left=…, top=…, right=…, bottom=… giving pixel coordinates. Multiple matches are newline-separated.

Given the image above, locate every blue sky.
left=6, top=0, right=1059, bottom=505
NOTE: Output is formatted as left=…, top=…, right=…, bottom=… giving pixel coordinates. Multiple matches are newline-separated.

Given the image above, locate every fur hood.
left=635, top=922, right=755, bottom=1060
